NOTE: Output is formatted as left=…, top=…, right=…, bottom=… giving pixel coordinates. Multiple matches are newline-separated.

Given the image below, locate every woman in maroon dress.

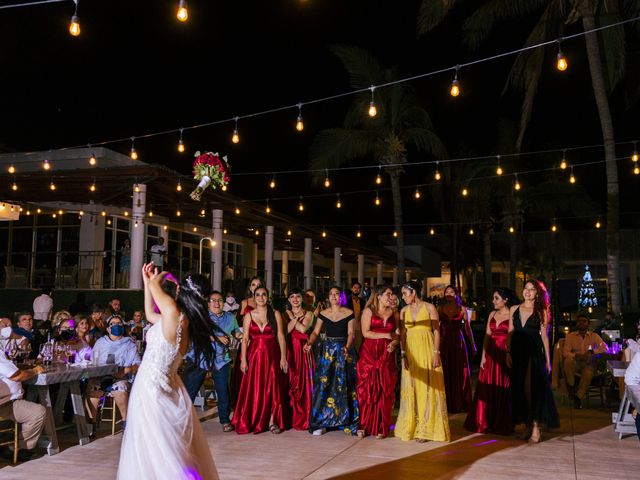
left=286, top=288, right=314, bottom=430
left=232, top=286, right=290, bottom=434
left=439, top=285, right=476, bottom=413
left=356, top=285, right=399, bottom=439
left=465, top=287, right=518, bottom=434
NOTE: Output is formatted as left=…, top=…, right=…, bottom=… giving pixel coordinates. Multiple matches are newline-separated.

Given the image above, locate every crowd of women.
left=228, top=277, right=559, bottom=444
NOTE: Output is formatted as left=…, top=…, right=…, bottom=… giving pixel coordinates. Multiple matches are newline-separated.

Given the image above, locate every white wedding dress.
left=118, top=317, right=218, bottom=480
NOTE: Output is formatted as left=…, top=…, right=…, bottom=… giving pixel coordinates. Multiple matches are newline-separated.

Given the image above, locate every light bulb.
left=235, top=206, right=240, bottom=215
left=375, top=174, right=382, bottom=185
left=266, top=205, right=271, bottom=214
left=221, top=185, right=227, bottom=191
left=52, top=213, right=57, bottom=218
left=634, top=166, right=640, bottom=175
left=69, top=15, right=80, bottom=37
left=177, top=0, right=188, bottom=22
left=514, top=177, right=521, bottom=191
left=89, top=154, right=97, bottom=166
left=107, top=219, right=112, bottom=225
left=134, top=184, right=140, bottom=193
left=450, top=79, right=460, bottom=97
left=336, top=197, right=342, bottom=209
left=569, top=173, right=576, bottom=184
left=509, top=226, right=515, bottom=233
left=26, top=210, right=31, bottom=216
left=177, top=181, right=182, bottom=192
left=324, top=177, right=331, bottom=188
left=557, top=52, right=568, bottom=71
left=232, top=129, right=240, bottom=144
left=124, top=211, right=129, bottom=217
left=462, top=187, right=468, bottom=196
left=560, top=158, right=567, bottom=169
left=11, top=182, right=17, bottom=191
left=322, top=230, right=327, bottom=238
left=414, top=188, right=421, bottom=199
left=551, top=224, right=557, bottom=232
left=163, top=225, right=168, bottom=231
left=632, top=150, right=639, bottom=162
left=101, top=210, right=106, bottom=216
left=368, top=101, right=377, bottom=117
left=176, top=209, right=181, bottom=217
left=178, top=139, right=185, bottom=153
left=287, top=229, right=292, bottom=236
left=43, top=159, right=51, bottom=170
left=148, top=210, right=153, bottom=217
left=356, top=230, right=361, bottom=238
left=429, top=227, right=435, bottom=235
left=595, top=221, right=601, bottom=229
left=8, top=165, right=15, bottom=174
left=90, top=183, right=96, bottom=192
left=193, top=227, right=197, bottom=232
left=130, top=147, right=138, bottom=160
left=374, top=195, right=381, bottom=206
left=50, top=182, right=56, bottom=191
left=469, top=228, right=474, bottom=235
left=199, top=208, right=205, bottom=217
left=223, top=228, right=227, bottom=234
left=296, top=115, right=304, bottom=132
left=435, top=163, right=441, bottom=181
left=496, top=166, right=503, bottom=176
left=298, top=201, right=304, bottom=212
left=269, top=178, right=276, bottom=189
left=255, top=229, right=260, bottom=236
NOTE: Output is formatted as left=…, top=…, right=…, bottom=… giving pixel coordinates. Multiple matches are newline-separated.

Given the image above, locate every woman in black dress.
left=507, top=279, right=559, bottom=443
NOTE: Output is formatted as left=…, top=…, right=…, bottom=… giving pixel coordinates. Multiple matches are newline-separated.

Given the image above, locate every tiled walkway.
left=1, top=405, right=638, bottom=479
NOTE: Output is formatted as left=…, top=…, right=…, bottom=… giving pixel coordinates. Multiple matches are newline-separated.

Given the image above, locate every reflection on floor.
left=1, top=404, right=638, bottom=479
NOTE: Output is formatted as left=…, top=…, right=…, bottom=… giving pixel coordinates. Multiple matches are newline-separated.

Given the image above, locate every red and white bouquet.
left=189, top=151, right=230, bottom=201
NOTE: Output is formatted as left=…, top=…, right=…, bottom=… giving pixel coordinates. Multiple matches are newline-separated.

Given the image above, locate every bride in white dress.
left=118, top=263, right=218, bottom=480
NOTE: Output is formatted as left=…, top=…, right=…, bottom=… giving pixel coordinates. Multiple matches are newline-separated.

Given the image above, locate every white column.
left=265, top=226, right=274, bottom=292
left=130, top=183, right=146, bottom=289
left=392, top=267, right=398, bottom=286
left=212, top=209, right=223, bottom=292
left=79, top=209, right=105, bottom=288
left=281, top=250, right=289, bottom=294
left=304, top=238, right=312, bottom=290
left=377, top=262, right=383, bottom=284
left=357, top=255, right=365, bottom=286
left=334, top=247, right=341, bottom=285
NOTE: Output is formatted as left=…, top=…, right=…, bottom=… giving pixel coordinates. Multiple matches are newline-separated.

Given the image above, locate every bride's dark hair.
left=177, top=274, right=215, bottom=369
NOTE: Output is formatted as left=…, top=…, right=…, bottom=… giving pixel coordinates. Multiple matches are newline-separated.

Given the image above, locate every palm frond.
left=400, top=128, right=448, bottom=158
left=417, top=0, right=460, bottom=37
left=462, top=0, right=548, bottom=49
left=330, top=44, right=386, bottom=89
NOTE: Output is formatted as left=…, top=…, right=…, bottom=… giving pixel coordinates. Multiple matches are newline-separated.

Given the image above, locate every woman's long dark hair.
left=254, top=286, right=278, bottom=336
left=444, top=284, right=462, bottom=306
left=494, top=287, right=520, bottom=308
left=526, top=279, right=551, bottom=327
left=364, top=284, right=392, bottom=317
left=177, top=274, right=215, bottom=369
left=245, top=276, right=264, bottom=299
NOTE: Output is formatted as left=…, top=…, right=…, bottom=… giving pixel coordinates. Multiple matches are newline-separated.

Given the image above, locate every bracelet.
left=434, top=350, right=440, bottom=354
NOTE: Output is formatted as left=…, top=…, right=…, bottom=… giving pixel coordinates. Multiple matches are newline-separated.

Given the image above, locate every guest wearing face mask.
left=85, top=315, right=141, bottom=429
left=0, top=317, right=28, bottom=353
left=223, top=291, right=240, bottom=314
left=13, top=312, right=42, bottom=360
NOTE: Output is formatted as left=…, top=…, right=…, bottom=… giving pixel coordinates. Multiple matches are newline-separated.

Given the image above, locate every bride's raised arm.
left=148, top=269, right=181, bottom=345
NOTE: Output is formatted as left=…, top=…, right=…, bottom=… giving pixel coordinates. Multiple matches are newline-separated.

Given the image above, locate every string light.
left=101, top=210, right=106, bottom=217
left=178, top=128, right=185, bottom=153
left=163, top=225, right=167, bottom=231
left=69, top=0, right=80, bottom=37
left=322, top=227, right=327, bottom=238
left=560, top=150, right=568, bottom=170
left=176, top=180, right=182, bottom=192
left=323, top=170, right=331, bottom=188
left=133, top=219, right=138, bottom=228
left=434, top=161, right=441, bottom=181
left=450, top=66, right=460, bottom=97
left=231, top=117, right=240, bottom=144
left=192, top=226, right=198, bottom=232
left=107, top=219, right=112, bottom=225
left=130, top=137, right=138, bottom=160
left=176, top=208, right=181, bottom=217
left=7, top=165, right=15, bottom=174
left=234, top=204, right=240, bottom=215
left=148, top=209, right=154, bottom=217
left=393, top=230, right=398, bottom=238
left=199, top=208, right=206, bottom=217
left=49, top=180, right=56, bottom=191
left=569, top=166, right=576, bottom=184
left=514, top=173, right=521, bottom=191
left=462, top=187, right=468, bottom=196
left=375, top=166, right=382, bottom=185
left=52, top=212, right=57, bottom=218
left=509, top=226, right=515, bottom=234
left=595, top=220, right=601, bottom=229
left=632, top=143, right=638, bottom=162
left=269, top=176, right=276, bottom=189
left=287, top=229, right=292, bottom=236
left=469, top=227, right=474, bottom=235
left=634, top=165, right=640, bottom=175
left=414, top=188, right=421, bottom=199
left=223, top=228, right=228, bottom=234
left=295, top=103, right=304, bottom=132
left=336, top=194, right=342, bottom=209
left=221, top=184, right=227, bottom=191
left=177, top=0, right=188, bottom=22
left=556, top=40, right=568, bottom=71
left=255, top=229, right=260, bottom=236
left=123, top=210, right=129, bottom=217
left=89, top=152, right=97, bottom=166
left=265, top=200, right=271, bottom=214
left=134, top=184, right=141, bottom=193
left=496, top=155, right=503, bottom=175
left=43, top=159, right=51, bottom=170
left=368, top=86, right=377, bottom=117
left=37, top=208, right=42, bottom=214
left=90, top=178, right=96, bottom=192
left=11, top=180, right=17, bottom=191
left=374, top=192, right=381, bottom=206
left=551, top=223, right=558, bottom=232
left=429, top=227, right=435, bottom=236
left=356, top=227, right=361, bottom=238
left=298, top=198, right=304, bottom=212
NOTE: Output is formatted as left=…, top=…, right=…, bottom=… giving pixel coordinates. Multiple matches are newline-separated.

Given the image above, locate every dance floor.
left=1, top=404, right=638, bottom=479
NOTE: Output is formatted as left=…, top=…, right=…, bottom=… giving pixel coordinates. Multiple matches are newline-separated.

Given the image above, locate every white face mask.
left=0, top=326, right=12, bottom=339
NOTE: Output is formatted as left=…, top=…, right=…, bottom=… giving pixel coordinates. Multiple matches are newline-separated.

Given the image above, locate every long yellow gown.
left=395, top=303, right=450, bottom=442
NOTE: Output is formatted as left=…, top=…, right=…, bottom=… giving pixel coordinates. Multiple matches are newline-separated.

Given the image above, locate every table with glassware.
left=23, top=362, right=117, bottom=455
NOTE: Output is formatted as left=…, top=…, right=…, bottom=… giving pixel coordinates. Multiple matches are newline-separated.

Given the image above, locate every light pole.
left=199, top=237, right=215, bottom=274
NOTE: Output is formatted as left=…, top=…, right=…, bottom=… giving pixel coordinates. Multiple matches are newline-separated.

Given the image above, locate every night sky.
left=1, top=0, right=639, bottom=244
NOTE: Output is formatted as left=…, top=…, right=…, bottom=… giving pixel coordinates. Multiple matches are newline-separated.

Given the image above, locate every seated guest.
left=107, top=298, right=126, bottom=322
left=563, top=314, right=608, bottom=409
left=183, top=291, right=241, bottom=432
left=0, top=346, right=46, bottom=461
left=50, top=310, right=71, bottom=337
left=85, top=315, right=141, bottom=429
left=0, top=317, right=28, bottom=353
left=73, top=315, right=93, bottom=361
left=13, top=312, right=42, bottom=359
left=223, top=291, right=240, bottom=314
left=88, top=304, right=106, bottom=346
left=129, top=310, right=145, bottom=340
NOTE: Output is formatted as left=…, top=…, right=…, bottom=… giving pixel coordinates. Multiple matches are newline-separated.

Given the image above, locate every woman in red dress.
left=439, top=285, right=476, bottom=413
left=464, top=287, right=518, bottom=434
left=232, top=286, right=290, bottom=434
left=286, top=288, right=314, bottom=430
left=356, top=285, right=399, bottom=439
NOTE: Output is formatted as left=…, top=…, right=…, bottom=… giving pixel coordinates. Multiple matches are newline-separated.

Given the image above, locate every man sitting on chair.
left=86, top=315, right=141, bottom=430
left=563, top=314, right=608, bottom=409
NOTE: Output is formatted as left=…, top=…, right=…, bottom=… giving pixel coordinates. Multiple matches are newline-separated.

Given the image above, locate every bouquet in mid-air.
left=190, top=151, right=230, bottom=201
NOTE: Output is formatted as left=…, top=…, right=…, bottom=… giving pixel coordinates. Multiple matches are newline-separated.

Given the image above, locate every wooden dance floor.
left=1, top=405, right=638, bottom=479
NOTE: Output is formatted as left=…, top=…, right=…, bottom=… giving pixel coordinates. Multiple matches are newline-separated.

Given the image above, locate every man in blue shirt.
left=183, top=290, right=241, bottom=432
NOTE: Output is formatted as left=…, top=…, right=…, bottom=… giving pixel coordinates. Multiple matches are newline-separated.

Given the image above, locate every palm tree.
left=309, top=45, right=446, bottom=282
left=418, top=0, right=639, bottom=314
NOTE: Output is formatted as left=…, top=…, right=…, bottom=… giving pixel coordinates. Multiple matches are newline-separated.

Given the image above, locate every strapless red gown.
left=287, top=323, right=315, bottom=430
left=232, top=321, right=290, bottom=434
left=356, top=314, right=397, bottom=437
left=439, top=304, right=472, bottom=413
left=464, top=316, right=513, bottom=434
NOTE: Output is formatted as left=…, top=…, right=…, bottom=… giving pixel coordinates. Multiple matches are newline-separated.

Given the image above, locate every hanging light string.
left=3, top=15, right=638, bottom=156
left=0, top=0, right=68, bottom=10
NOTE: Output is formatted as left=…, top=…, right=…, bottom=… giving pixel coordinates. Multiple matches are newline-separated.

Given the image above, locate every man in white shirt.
left=32, top=288, right=53, bottom=324
left=0, top=350, right=46, bottom=460
left=149, top=237, right=167, bottom=271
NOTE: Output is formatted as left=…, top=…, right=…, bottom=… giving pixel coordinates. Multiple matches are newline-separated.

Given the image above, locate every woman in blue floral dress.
left=304, top=286, right=359, bottom=435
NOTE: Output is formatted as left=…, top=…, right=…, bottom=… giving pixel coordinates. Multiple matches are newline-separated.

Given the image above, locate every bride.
left=118, top=263, right=218, bottom=479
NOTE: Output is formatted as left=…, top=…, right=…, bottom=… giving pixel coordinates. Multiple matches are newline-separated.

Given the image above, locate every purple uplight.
left=182, top=467, right=202, bottom=480
left=473, top=439, right=497, bottom=446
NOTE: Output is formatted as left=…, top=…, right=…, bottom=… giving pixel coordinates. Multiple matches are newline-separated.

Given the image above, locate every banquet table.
left=24, top=363, right=117, bottom=455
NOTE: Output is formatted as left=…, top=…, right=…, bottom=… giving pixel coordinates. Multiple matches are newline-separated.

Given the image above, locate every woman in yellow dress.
left=395, top=280, right=450, bottom=443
